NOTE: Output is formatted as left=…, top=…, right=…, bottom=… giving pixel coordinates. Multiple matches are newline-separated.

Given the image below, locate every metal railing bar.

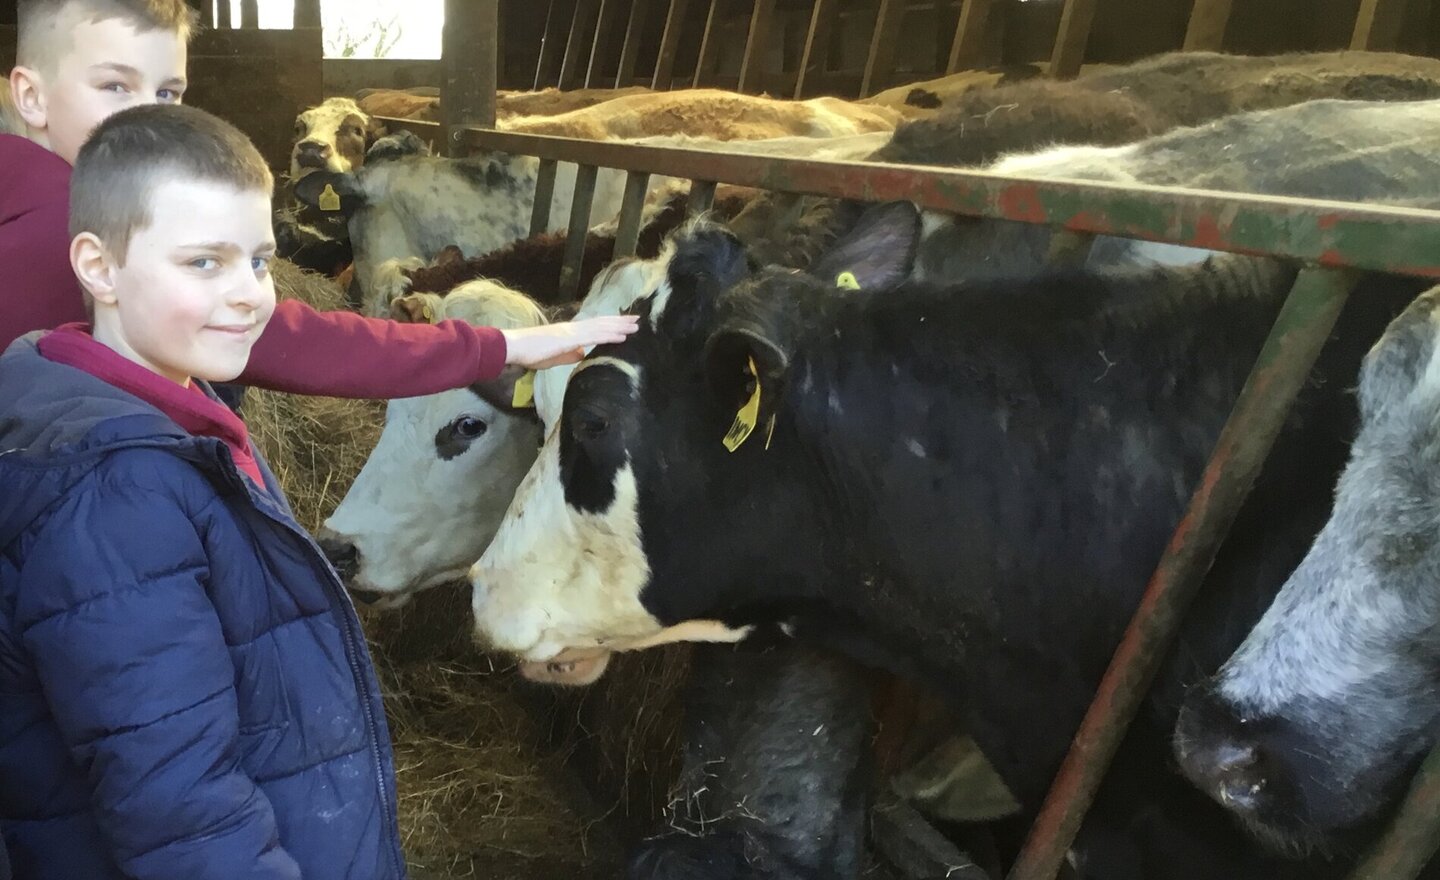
left=559, top=164, right=600, bottom=301
left=614, top=171, right=652, bottom=259
left=529, top=157, right=559, bottom=238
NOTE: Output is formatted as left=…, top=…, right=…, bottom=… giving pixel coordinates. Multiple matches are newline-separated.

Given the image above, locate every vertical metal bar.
left=738, top=0, right=778, bottom=93
left=239, top=0, right=258, bottom=28
left=559, top=165, right=601, bottom=301
left=559, top=0, right=599, bottom=90
left=947, top=0, right=996, bottom=73
left=1048, top=0, right=1100, bottom=79
left=293, top=0, right=321, bottom=28
left=615, top=0, right=651, bottom=86
left=534, top=0, right=565, bottom=89
left=530, top=158, right=560, bottom=237
left=686, top=179, right=717, bottom=216
left=1005, top=266, right=1358, bottom=880
left=216, top=0, right=233, bottom=29
left=1347, top=742, right=1440, bottom=880
left=794, top=0, right=835, bottom=98
left=613, top=171, right=653, bottom=259
left=860, top=0, right=906, bottom=97
left=692, top=0, right=726, bottom=88
left=652, top=0, right=692, bottom=89
left=1182, top=0, right=1233, bottom=50
left=444, top=0, right=498, bottom=156
left=586, top=0, right=624, bottom=87
left=1351, top=0, right=1410, bottom=50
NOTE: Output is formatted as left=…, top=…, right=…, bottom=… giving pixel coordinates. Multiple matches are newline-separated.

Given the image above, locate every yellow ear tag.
left=318, top=183, right=342, bottom=212
left=722, top=357, right=763, bottom=452
left=511, top=370, right=536, bottom=408
left=835, top=270, right=861, bottom=290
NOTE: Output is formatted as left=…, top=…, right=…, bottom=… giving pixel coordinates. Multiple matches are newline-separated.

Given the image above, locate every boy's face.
left=14, top=16, right=187, bottom=163
left=81, top=180, right=277, bottom=386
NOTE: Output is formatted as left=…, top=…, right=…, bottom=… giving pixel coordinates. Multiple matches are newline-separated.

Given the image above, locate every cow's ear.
left=705, top=300, right=793, bottom=452
left=808, top=200, right=920, bottom=291
left=657, top=221, right=751, bottom=344
left=470, top=365, right=541, bottom=422
left=293, top=171, right=365, bottom=217
left=390, top=292, right=443, bottom=324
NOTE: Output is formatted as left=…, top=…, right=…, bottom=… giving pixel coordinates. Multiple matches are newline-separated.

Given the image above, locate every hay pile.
left=246, top=261, right=688, bottom=878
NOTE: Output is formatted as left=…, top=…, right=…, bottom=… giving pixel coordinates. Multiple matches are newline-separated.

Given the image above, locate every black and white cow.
left=1175, top=285, right=1440, bottom=859
left=471, top=205, right=1432, bottom=878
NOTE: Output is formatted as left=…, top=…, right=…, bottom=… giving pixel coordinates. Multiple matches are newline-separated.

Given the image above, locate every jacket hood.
left=0, top=334, right=210, bottom=546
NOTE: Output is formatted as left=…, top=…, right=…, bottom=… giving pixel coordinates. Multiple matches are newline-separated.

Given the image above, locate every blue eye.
left=101, top=82, right=128, bottom=94
left=251, top=256, right=272, bottom=274
left=158, top=89, right=181, bottom=103
left=190, top=257, right=219, bottom=271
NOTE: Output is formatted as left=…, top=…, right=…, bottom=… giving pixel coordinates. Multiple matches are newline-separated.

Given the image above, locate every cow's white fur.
left=320, top=280, right=547, bottom=605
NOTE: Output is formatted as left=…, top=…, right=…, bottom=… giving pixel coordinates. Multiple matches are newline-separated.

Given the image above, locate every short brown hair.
left=17, top=0, right=199, bottom=70
left=70, top=103, right=273, bottom=267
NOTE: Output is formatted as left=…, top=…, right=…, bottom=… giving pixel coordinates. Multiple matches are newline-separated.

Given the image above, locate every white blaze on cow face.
left=291, top=97, right=376, bottom=182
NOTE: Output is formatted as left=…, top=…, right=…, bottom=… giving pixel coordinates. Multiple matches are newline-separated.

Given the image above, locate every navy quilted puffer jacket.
left=0, top=337, right=405, bottom=879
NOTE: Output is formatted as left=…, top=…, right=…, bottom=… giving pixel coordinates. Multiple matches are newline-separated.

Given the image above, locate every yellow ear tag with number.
left=318, top=183, right=342, bottom=212
left=511, top=370, right=536, bottom=408
left=835, top=270, right=861, bottom=290
left=723, top=357, right=763, bottom=452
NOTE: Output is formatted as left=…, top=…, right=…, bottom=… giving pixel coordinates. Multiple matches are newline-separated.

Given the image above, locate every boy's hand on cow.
left=502, top=315, right=641, bottom=369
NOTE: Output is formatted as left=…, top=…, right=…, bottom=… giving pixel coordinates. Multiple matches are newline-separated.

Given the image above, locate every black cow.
left=470, top=203, right=1433, bottom=878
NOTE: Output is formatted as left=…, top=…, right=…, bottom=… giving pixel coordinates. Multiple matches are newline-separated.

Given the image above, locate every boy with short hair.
left=0, top=102, right=529, bottom=880
left=2, top=0, right=624, bottom=392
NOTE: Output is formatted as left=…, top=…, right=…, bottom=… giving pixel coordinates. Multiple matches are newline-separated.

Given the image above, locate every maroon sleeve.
left=238, top=298, right=508, bottom=398
left=0, top=136, right=87, bottom=351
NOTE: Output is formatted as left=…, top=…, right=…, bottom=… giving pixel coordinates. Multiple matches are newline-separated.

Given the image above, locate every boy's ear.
left=10, top=66, right=47, bottom=132
left=70, top=233, right=116, bottom=304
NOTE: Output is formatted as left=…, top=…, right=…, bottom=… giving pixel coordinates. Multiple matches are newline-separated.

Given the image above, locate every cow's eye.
left=450, top=416, right=487, bottom=439
left=294, top=121, right=304, bottom=135
left=574, top=410, right=609, bottom=441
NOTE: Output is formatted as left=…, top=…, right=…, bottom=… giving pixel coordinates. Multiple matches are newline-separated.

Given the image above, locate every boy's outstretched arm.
left=16, top=480, right=300, bottom=880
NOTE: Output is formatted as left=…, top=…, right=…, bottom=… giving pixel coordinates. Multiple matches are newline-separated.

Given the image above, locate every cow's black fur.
left=557, top=210, right=1432, bottom=878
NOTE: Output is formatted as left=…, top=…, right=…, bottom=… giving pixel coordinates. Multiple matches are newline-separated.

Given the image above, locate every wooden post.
left=559, top=165, right=600, bottom=300
left=215, top=0, right=232, bottom=29
left=613, top=171, right=652, bottom=259
left=293, top=0, right=321, bottom=28
left=444, top=0, right=498, bottom=157
left=1182, top=0, right=1232, bottom=50
left=794, top=0, right=835, bottom=98
left=652, top=0, right=692, bottom=89
left=239, top=0, right=258, bottom=28
left=737, top=0, right=777, bottom=93
left=860, top=0, right=906, bottom=98
left=1351, top=0, right=1409, bottom=50
left=586, top=0, right=624, bottom=88
left=1048, top=0, right=1099, bottom=79
left=692, top=0, right=726, bottom=88
left=530, top=159, right=559, bottom=236
left=615, top=0, right=650, bottom=86
left=947, top=0, right=995, bottom=73
left=558, top=0, right=598, bottom=90
left=686, top=179, right=716, bottom=216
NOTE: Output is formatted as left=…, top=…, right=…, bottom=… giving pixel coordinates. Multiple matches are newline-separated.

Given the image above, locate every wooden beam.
left=1182, top=0, right=1232, bottom=51
left=586, top=0, right=624, bottom=87
left=558, top=0, right=599, bottom=90
left=615, top=0, right=650, bottom=86
left=686, top=179, right=717, bottom=216
left=239, top=0, right=258, bottom=28
left=443, top=0, right=498, bottom=156
left=613, top=171, right=652, bottom=259
left=530, top=159, right=559, bottom=236
left=692, top=0, right=726, bottom=88
left=794, top=0, right=835, bottom=98
left=559, top=165, right=600, bottom=300
left=215, top=0, right=232, bottom=29
left=946, top=0, right=995, bottom=73
left=193, top=0, right=214, bottom=28
left=652, top=0, right=691, bottom=89
left=860, top=0, right=906, bottom=98
left=737, top=0, right=777, bottom=94
left=1048, top=0, right=1099, bottom=80
left=1351, top=0, right=1410, bottom=50
left=293, top=0, right=321, bottom=28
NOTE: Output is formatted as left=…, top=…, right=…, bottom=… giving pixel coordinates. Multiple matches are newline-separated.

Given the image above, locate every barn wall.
left=323, top=59, right=443, bottom=97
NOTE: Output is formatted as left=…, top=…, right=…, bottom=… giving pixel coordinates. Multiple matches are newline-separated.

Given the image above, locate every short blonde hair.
left=17, top=0, right=199, bottom=72
left=70, top=103, right=273, bottom=269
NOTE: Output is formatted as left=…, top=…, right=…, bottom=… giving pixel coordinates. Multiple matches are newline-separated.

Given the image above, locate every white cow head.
left=317, top=280, right=546, bottom=609
left=290, top=97, right=386, bottom=182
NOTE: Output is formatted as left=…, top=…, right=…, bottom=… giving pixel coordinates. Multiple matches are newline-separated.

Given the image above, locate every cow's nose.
left=317, top=534, right=359, bottom=582
left=1175, top=685, right=1271, bottom=815
left=297, top=139, right=332, bottom=156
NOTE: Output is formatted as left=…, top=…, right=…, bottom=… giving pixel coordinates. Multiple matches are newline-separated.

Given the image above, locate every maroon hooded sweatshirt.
left=0, top=133, right=507, bottom=397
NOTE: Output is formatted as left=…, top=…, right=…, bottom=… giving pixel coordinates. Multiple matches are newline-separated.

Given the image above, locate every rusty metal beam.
left=1183, top=0, right=1233, bottom=50
left=861, top=0, right=906, bottom=97
left=1351, top=0, right=1410, bottom=50
left=558, top=0, right=599, bottom=90
left=1048, top=0, right=1099, bottom=79
left=586, top=0, right=624, bottom=88
left=613, top=171, right=653, bottom=259
left=652, top=0, right=691, bottom=89
left=560, top=164, right=600, bottom=300
left=615, top=0, right=650, bottom=86
left=1007, top=265, right=1360, bottom=880
left=794, top=0, right=835, bottom=98
left=737, top=0, right=777, bottom=94
left=947, top=0, right=996, bottom=74
left=692, top=0, right=726, bottom=88
left=444, top=0, right=498, bottom=154
left=529, top=158, right=559, bottom=237
left=1347, top=742, right=1440, bottom=880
